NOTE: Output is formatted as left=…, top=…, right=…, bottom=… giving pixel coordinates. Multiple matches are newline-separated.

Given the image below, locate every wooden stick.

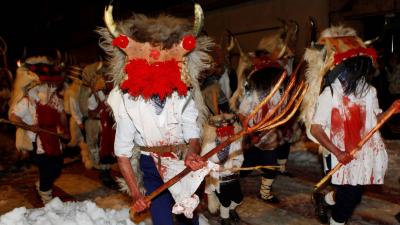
left=0, top=118, right=64, bottom=138
left=313, top=106, right=397, bottom=192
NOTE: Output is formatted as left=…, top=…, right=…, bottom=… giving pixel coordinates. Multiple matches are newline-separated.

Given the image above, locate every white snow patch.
left=0, top=197, right=143, bottom=225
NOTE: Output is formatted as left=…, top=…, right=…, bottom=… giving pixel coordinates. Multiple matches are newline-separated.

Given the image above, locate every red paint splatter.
left=330, top=96, right=366, bottom=153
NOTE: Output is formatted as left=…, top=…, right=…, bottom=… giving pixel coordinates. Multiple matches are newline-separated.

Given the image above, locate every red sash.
left=36, top=103, right=62, bottom=156
left=99, top=103, right=116, bottom=164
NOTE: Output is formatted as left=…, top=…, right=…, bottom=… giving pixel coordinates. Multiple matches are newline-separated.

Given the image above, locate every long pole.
left=0, top=118, right=64, bottom=138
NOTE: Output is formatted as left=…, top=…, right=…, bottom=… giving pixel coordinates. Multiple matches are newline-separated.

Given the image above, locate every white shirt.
left=111, top=90, right=200, bottom=158
left=312, top=79, right=387, bottom=185
left=12, top=84, right=64, bottom=154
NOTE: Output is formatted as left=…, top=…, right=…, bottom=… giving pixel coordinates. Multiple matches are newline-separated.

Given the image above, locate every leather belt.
left=140, top=143, right=188, bottom=154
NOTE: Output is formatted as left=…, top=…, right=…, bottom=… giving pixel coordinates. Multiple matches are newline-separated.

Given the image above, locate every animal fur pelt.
left=9, top=60, right=41, bottom=152
left=115, top=146, right=145, bottom=196
left=299, top=25, right=358, bottom=142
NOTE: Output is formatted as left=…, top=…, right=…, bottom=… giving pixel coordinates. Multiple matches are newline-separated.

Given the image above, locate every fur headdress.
left=97, top=4, right=214, bottom=127
left=300, top=25, right=377, bottom=142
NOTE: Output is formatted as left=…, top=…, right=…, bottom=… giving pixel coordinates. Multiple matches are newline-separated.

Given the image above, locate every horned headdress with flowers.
left=97, top=3, right=214, bottom=127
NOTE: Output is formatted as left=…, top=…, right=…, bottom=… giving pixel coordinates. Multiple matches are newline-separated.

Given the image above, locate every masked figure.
left=201, top=114, right=243, bottom=225
left=98, top=3, right=216, bottom=225
left=9, top=49, right=68, bottom=204
left=301, top=25, right=400, bottom=225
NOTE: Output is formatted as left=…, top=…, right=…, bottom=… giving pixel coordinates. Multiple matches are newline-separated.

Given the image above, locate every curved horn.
left=225, top=29, right=235, bottom=52
left=193, top=3, right=204, bottom=37
left=104, top=5, right=120, bottom=37
left=96, top=61, right=103, bottom=71
left=364, top=36, right=380, bottom=46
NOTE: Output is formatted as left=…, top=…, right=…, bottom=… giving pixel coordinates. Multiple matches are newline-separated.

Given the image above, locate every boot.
left=312, top=192, right=329, bottom=224
left=220, top=205, right=231, bottom=225
left=229, top=201, right=241, bottom=222
left=229, top=210, right=240, bottom=222
left=35, top=180, right=53, bottom=204
left=38, top=189, right=53, bottom=204
left=221, top=218, right=232, bottom=225
left=259, top=177, right=280, bottom=204
left=329, top=217, right=345, bottom=225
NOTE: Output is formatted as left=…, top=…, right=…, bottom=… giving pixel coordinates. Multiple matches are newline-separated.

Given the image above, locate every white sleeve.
left=181, top=97, right=200, bottom=141
left=69, top=97, right=83, bottom=125
left=114, top=96, right=137, bottom=158
left=11, top=98, right=29, bottom=121
left=370, top=87, right=382, bottom=115
left=312, top=87, right=333, bottom=128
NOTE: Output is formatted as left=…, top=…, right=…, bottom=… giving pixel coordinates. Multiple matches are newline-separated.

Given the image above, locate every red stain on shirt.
left=330, top=96, right=366, bottom=152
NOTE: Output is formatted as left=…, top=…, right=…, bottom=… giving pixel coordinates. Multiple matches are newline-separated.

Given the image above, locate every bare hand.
left=131, top=195, right=150, bottom=213
left=336, top=151, right=353, bottom=165
left=184, top=151, right=206, bottom=171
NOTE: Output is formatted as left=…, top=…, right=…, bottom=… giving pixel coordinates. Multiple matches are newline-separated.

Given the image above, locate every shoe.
left=221, top=218, right=232, bottom=225
left=229, top=210, right=240, bottom=222
left=312, top=192, right=329, bottom=224
left=258, top=194, right=280, bottom=204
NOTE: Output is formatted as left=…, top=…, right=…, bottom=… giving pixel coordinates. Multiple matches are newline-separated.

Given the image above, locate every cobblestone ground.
left=0, top=132, right=399, bottom=225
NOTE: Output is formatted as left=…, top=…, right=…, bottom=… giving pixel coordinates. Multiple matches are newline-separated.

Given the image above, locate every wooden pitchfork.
left=313, top=104, right=398, bottom=193
left=131, top=62, right=308, bottom=221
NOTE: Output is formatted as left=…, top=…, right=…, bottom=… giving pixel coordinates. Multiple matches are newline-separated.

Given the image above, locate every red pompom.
left=112, top=35, right=129, bottom=48
left=149, top=49, right=161, bottom=60
left=182, top=35, right=196, bottom=51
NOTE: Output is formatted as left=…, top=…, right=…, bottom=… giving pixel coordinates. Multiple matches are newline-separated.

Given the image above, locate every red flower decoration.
left=112, top=35, right=129, bottom=48
left=182, top=35, right=196, bottom=51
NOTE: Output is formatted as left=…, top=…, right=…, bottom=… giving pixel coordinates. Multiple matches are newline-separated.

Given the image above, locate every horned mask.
left=103, top=4, right=206, bottom=100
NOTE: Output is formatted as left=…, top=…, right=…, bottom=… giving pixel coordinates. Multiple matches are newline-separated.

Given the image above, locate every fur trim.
left=116, top=147, right=146, bottom=196
left=207, top=191, right=220, bottom=214
left=299, top=25, right=359, bottom=142
left=320, top=25, right=357, bottom=38
left=79, top=142, right=93, bottom=169
left=8, top=67, right=40, bottom=116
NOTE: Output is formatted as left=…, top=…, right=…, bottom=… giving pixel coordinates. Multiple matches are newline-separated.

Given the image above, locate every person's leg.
left=35, top=154, right=63, bottom=203
left=216, top=183, right=234, bottom=225
left=240, top=146, right=260, bottom=177
left=260, top=148, right=279, bottom=203
left=140, top=154, right=174, bottom=225
left=277, top=142, right=291, bottom=175
left=225, top=180, right=243, bottom=222
left=331, top=185, right=363, bottom=224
